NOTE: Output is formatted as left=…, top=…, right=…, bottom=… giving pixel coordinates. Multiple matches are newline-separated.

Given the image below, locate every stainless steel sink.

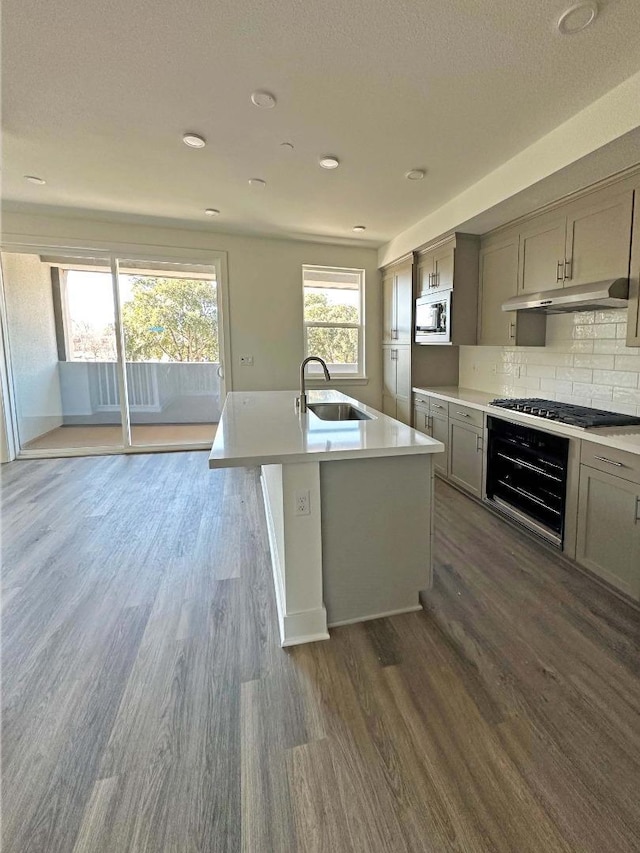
left=307, top=402, right=372, bottom=421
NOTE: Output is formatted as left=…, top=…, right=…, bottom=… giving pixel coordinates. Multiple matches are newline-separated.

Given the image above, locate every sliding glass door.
left=1, top=249, right=226, bottom=457
left=117, top=259, right=221, bottom=447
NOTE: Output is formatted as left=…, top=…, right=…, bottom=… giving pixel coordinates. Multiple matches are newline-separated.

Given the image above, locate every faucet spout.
left=296, top=356, right=331, bottom=413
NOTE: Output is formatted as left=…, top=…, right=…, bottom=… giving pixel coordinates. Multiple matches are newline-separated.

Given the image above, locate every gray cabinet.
left=382, top=260, right=412, bottom=345
left=382, top=346, right=411, bottom=424
left=418, top=241, right=455, bottom=293
left=430, top=411, right=449, bottom=477
left=576, top=465, right=640, bottom=600
left=518, top=213, right=567, bottom=294
left=478, top=233, right=546, bottom=347
left=563, top=188, right=633, bottom=287
left=448, top=418, right=483, bottom=498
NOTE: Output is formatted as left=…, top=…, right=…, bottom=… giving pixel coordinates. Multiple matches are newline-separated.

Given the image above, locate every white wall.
left=1, top=252, right=63, bottom=444
left=459, top=309, right=640, bottom=416
left=1, top=212, right=382, bottom=408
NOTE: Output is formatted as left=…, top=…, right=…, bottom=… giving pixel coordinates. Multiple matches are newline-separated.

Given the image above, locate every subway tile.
left=594, top=309, right=627, bottom=324
left=562, top=340, right=595, bottom=354
left=556, top=367, right=593, bottom=383
left=572, top=325, right=598, bottom=339
left=524, top=364, right=556, bottom=379
left=615, top=323, right=629, bottom=339
left=572, top=383, right=612, bottom=400
left=573, top=354, right=614, bottom=369
left=593, top=369, right=638, bottom=388
left=541, top=378, right=573, bottom=396
left=614, top=354, right=640, bottom=371
left=593, top=339, right=630, bottom=354
left=612, top=387, right=640, bottom=405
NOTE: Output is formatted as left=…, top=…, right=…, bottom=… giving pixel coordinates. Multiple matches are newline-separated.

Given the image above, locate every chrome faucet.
left=296, top=356, right=331, bottom=413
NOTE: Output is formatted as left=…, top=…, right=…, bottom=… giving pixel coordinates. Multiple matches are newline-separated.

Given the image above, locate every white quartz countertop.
left=209, top=390, right=443, bottom=468
left=413, top=385, right=640, bottom=457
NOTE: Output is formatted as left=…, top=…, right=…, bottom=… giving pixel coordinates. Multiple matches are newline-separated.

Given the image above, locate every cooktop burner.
left=490, top=398, right=640, bottom=429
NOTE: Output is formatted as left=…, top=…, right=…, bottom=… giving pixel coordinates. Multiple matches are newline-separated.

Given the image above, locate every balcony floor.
left=23, top=423, right=217, bottom=451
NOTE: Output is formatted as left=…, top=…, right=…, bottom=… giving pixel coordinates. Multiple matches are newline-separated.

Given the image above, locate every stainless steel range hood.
left=502, top=278, right=629, bottom=314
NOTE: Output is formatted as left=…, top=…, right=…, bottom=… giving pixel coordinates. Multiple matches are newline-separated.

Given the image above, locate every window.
left=302, top=265, right=365, bottom=377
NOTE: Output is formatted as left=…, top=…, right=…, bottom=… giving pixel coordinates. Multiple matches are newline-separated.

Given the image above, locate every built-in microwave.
left=415, top=291, right=451, bottom=344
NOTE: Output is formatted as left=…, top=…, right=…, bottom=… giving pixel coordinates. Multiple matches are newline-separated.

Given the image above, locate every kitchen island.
left=209, top=390, right=443, bottom=645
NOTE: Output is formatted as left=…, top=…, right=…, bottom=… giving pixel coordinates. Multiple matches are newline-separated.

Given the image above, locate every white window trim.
left=302, top=265, right=366, bottom=381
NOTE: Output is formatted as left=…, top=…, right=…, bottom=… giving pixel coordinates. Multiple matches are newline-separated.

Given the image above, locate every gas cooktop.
left=490, top=398, right=640, bottom=429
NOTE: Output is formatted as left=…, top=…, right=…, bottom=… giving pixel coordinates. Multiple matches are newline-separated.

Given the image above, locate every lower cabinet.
left=448, top=419, right=483, bottom=499
left=576, top=465, right=640, bottom=600
left=383, top=346, right=411, bottom=425
left=430, top=412, right=449, bottom=478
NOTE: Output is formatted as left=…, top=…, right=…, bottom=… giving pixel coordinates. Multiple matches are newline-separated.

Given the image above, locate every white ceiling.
left=3, top=0, right=640, bottom=246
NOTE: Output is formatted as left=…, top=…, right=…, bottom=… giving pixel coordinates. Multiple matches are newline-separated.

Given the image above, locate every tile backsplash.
left=459, top=309, right=640, bottom=415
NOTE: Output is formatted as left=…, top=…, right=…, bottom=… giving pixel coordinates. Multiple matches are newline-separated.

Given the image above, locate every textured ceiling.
left=3, top=0, right=640, bottom=245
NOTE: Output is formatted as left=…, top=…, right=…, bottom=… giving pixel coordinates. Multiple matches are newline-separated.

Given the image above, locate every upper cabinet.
left=478, top=179, right=636, bottom=347
left=479, top=231, right=546, bottom=347
left=419, top=241, right=455, bottom=293
left=417, top=233, right=480, bottom=345
left=382, top=260, right=412, bottom=345
left=518, top=213, right=567, bottom=294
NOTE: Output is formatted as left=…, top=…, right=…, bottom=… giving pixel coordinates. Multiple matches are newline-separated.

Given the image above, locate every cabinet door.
left=564, top=189, right=633, bottom=287
left=382, top=394, right=397, bottom=419
left=418, top=255, right=434, bottom=295
left=395, top=346, right=411, bottom=400
left=518, top=214, right=566, bottom=294
left=576, top=466, right=640, bottom=600
left=395, top=267, right=413, bottom=344
left=395, top=395, right=411, bottom=426
left=413, top=407, right=430, bottom=434
left=382, top=272, right=396, bottom=344
left=382, top=347, right=397, bottom=397
left=448, top=420, right=483, bottom=498
left=430, top=413, right=449, bottom=477
left=478, top=235, right=519, bottom=346
left=432, top=242, right=455, bottom=291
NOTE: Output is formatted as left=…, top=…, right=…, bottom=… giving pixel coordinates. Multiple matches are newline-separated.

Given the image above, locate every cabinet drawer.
left=428, top=398, right=449, bottom=417
left=448, top=403, right=483, bottom=429
left=413, top=392, right=431, bottom=409
left=581, top=442, right=640, bottom=485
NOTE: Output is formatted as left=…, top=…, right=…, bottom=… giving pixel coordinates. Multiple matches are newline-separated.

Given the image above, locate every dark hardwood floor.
left=2, top=452, right=639, bottom=852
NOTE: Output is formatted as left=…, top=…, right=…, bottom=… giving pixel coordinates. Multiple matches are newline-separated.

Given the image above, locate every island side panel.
left=261, top=462, right=329, bottom=646
left=319, top=454, right=434, bottom=626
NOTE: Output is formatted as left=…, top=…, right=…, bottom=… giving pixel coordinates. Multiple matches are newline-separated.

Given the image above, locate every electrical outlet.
left=491, top=364, right=498, bottom=375
left=239, top=355, right=254, bottom=366
left=295, top=489, right=311, bottom=516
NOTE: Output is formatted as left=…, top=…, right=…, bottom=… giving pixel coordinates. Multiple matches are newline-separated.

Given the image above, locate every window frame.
left=302, top=264, right=366, bottom=380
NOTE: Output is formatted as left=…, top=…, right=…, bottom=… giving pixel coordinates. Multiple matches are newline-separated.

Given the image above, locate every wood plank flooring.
left=2, top=452, right=639, bottom=852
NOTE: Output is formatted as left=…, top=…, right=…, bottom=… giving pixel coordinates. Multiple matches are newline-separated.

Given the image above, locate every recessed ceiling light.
left=319, top=156, right=340, bottom=170
left=352, top=225, right=366, bottom=232
left=248, top=178, right=266, bottom=188
left=24, top=175, right=46, bottom=185
left=405, top=169, right=425, bottom=181
left=557, top=1, right=598, bottom=34
left=280, top=142, right=294, bottom=150
left=204, top=208, right=220, bottom=216
left=251, top=90, right=277, bottom=109
left=182, top=133, right=206, bottom=148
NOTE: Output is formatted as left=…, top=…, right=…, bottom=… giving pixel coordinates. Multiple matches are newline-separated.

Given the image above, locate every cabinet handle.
left=391, top=328, right=398, bottom=340
left=509, top=321, right=516, bottom=340
left=593, top=455, right=625, bottom=468
left=455, top=411, right=471, bottom=418
left=636, top=497, right=640, bottom=524
left=476, top=434, right=482, bottom=452
left=432, top=403, right=445, bottom=410
left=556, top=260, right=563, bottom=283
left=564, top=258, right=572, bottom=281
